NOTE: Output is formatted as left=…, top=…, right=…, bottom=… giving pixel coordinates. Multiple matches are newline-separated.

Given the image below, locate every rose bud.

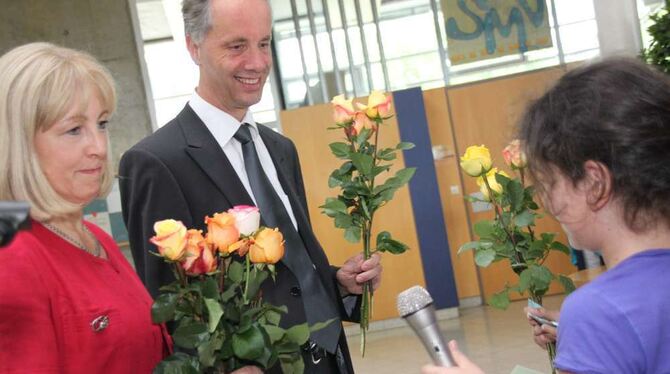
left=360, top=90, right=392, bottom=119
left=331, top=94, right=356, bottom=125
left=460, top=145, right=493, bottom=177
left=477, top=168, right=509, bottom=201
left=502, top=139, right=527, bottom=169
left=350, top=110, right=376, bottom=137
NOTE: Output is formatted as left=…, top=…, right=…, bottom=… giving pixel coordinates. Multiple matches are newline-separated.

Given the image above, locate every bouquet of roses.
left=458, top=141, right=575, bottom=372
left=150, top=206, right=311, bottom=373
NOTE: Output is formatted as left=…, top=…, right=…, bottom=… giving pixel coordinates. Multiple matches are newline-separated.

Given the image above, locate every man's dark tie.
left=234, top=124, right=342, bottom=354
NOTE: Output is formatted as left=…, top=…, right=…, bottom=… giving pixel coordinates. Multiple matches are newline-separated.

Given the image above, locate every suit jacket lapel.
left=177, top=105, right=255, bottom=208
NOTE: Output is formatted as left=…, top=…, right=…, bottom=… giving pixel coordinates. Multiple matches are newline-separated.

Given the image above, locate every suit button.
left=290, top=286, right=301, bottom=297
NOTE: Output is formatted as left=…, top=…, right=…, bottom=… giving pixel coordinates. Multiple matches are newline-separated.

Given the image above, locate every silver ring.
left=90, top=315, right=110, bottom=332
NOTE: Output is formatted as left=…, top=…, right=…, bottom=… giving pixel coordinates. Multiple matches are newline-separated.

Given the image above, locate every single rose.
left=359, top=90, right=392, bottom=119
left=477, top=168, right=510, bottom=201
left=460, top=145, right=493, bottom=177
left=249, top=227, right=285, bottom=264
left=205, top=212, right=240, bottom=254
left=181, top=229, right=217, bottom=275
left=227, top=205, right=260, bottom=236
left=331, top=94, right=355, bottom=124
left=150, top=219, right=188, bottom=261
left=502, top=139, right=527, bottom=169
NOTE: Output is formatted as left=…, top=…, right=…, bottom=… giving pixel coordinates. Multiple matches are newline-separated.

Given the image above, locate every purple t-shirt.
left=554, top=249, right=670, bottom=373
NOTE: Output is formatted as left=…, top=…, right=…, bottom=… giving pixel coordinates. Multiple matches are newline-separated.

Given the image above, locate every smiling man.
left=119, top=1, right=382, bottom=373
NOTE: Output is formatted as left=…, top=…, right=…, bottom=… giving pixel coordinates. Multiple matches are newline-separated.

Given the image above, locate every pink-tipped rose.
left=150, top=219, right=188, bottom=261
left=227, top=205, right=260, bottom=236
left=359, top=90, right=392, bottom=119
left=331, top=94, right=356, bottom=124
left=181, top=229, right=217, bottom=275
left=502, top=140, right=527, bottom=169
left=348, top=111, right=376, bottom=137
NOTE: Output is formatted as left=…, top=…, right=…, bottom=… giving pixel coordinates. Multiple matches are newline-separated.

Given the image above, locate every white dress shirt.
left=189, top=92, right=298, bottom=229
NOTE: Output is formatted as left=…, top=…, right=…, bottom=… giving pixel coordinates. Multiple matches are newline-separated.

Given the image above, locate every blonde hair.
left=0, top=42, right=117, bottom=220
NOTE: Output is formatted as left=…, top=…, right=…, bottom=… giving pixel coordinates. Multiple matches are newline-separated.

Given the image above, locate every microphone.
left=397, top=285, right=455, bottom=367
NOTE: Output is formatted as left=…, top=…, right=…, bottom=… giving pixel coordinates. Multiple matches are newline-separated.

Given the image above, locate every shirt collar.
left=188, top=91, right=259, bottom=145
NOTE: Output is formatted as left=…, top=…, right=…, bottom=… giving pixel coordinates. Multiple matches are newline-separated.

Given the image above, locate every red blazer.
left=0, top=220, right=171, bottom=373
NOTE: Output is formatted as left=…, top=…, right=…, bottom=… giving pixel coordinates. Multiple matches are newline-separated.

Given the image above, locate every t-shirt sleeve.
left=554, top=288, right=645, bottom=374
left=0, top=238, right=59, bottom=372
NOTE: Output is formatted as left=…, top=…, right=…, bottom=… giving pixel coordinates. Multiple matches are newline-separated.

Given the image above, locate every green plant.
left=641, top=0, right=670, bottom=73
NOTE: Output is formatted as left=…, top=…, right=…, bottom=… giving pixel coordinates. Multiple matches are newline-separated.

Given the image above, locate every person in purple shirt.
left=422, top=57, right=670, bottom=374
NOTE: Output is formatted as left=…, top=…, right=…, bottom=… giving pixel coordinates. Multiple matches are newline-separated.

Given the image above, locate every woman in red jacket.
left=0, top=42, right=171, bottom=373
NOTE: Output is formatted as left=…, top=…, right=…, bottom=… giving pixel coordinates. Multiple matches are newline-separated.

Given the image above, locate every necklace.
left=42, top=222, right=102, bottom=257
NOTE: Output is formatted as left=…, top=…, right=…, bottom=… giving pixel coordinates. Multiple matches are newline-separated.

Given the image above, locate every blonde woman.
left=0, top=43, right=170, bottom=373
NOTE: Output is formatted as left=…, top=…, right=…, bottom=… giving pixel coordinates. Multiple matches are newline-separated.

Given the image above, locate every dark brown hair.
left=519, top=57, right=670, bottom=230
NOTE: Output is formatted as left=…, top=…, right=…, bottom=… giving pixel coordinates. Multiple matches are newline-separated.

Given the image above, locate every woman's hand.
left=524, top=307, right=560, bottom=349
left=421, top=340, right=484, bottom=374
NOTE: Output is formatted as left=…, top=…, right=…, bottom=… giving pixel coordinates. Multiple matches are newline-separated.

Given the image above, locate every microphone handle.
left=405, top=305, right=455, bottom=367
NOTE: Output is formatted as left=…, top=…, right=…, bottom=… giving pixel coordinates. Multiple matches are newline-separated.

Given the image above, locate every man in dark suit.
left=119, top=0, right=382, bottom=373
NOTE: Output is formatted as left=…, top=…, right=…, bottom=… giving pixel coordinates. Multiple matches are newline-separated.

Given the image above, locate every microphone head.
left=397, top=285, right=433, bottom=317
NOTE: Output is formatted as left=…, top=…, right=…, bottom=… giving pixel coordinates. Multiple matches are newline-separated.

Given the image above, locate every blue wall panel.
left=393, top=87, right=459, bottom=308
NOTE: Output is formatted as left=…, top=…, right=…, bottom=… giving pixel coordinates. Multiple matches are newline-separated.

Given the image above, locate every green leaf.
left=199, top=277, right=219, bottom=299
left=204, top=298, right=223, bottom=333
left=514, top=209, right=534, bottom=227
left=329, top=142, right=351, bottom=159
left=377, top=148, right=397, bottom=161
left=246, top=267, right=269, bottom=300
left=344, top=226, right=361, bottom=243
left=474, top=248, right=496, bottom=267
left=197, top=330, right=223, bottom=367
left=550, top=241, right=570, bottom=255
left=285, top=323, right=310, bottom=345
left=309, top=318, right=337, bottom=333
left=263, top=324, right=286, bottom=343
left=228, top=261, right=244, bottom=283
left=557, top=274, right=576, bottom=294
left=351, top=153, right=374, bottom=177
left=526, top=265, right=553, bottom=293
left=396, top=142, right=415, bottom=150
left=232, top=323, right=265, bottom=360
left=394, top=167, right=416, bottom=185
left=320, top=197, right=348, bottom=217
left=153, top=352, right=201, bottom=374
left=458, top=241, right=479, bottom=254
left=505, top=178, right=525, bottom=212
left=334, top=213, right=354, bottom=229
left=488, top=290, right=511, bottom=310
left=473, top=220, right=495, bottom=239
left=152, top=292, right=178, bottom=323
left=280, top=354, right=305, bottom=374
left=376, top=231, right=409, bottom=254
left=173, top=321, right=209, bottom=349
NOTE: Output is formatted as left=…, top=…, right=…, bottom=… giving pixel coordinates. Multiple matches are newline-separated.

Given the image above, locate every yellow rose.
left=249, top=227, right=285, bottom=264
left=476, top=168, right=509, bottom=201
left=150, top=219, right=188, bottom=261
left=357, top=90, right=393, bottom=119
left=331, top=94, right=355, bottom=124
left=502, top=139, right=527, bottom=169
left=181, top=229, right=218, bottom=275
left=460, top=145, right=493, bottom=177
left=205, top=212, right=240, bottom=254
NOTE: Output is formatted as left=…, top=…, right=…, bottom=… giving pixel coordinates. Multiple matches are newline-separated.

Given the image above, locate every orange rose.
left=205, top=212, right=240, bottom=254
left=181, top=229, right=217, bottom=275
left=502, top=140, right=527, bottom=169
left=150, top=219, right=188, bottom=261
left=331, top=94, right=355, bottom=124
left=358, top=90, right=392, bottom=119
left=249, top=228, right=285, bottom=264
left=347, top=111, right=376, bottom=138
